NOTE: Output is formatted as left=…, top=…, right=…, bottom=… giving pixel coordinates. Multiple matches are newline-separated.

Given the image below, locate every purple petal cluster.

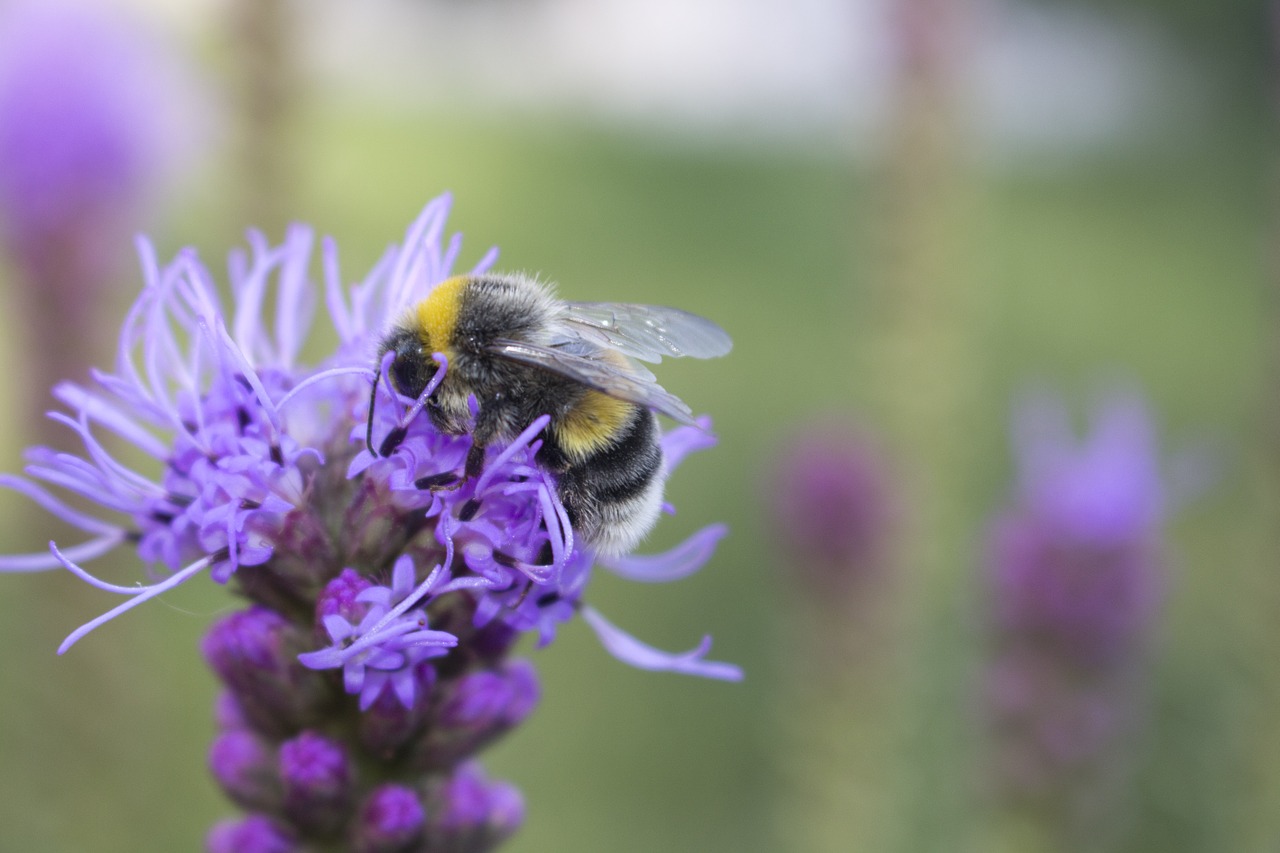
left=984, top=391, right=1167, bottom=814
left=299, top=556, right=461, bottom=710
left=0, top=194, right=738, bottom=850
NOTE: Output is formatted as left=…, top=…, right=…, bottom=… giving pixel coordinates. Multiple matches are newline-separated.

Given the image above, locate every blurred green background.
left=0, top=0, right=1275, bottom=851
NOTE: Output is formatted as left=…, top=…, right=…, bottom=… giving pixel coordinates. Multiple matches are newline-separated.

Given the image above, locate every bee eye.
left=389, top=356, right=422, bottom=398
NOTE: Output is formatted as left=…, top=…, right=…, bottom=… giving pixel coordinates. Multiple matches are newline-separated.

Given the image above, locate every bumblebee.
left=367, top=273, right=731, bottom=555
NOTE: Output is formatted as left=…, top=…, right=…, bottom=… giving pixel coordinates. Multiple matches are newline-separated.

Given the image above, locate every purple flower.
left=203, top=606, right=328, bottom=736
left=993, top=392, right=1164, bottom=666
left=0, top=0, right=203, bottom=406
left=298, top=555, right=461, bottom=711
left=984, top=390, right=1171, bottom=819
left=0, top=1, right=191, bottom=248
left=0, top=194, right=739, bottom=848
left=412, top=660, right=541, bottom=771
left=770, top=419, right=896, bottom=596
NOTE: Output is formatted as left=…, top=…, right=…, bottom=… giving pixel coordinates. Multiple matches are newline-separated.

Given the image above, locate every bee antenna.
left=365, top=367, right=382, bottom=456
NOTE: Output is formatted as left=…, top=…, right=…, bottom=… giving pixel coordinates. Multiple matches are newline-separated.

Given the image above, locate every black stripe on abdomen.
left=548, top=408, right=662, bottom=520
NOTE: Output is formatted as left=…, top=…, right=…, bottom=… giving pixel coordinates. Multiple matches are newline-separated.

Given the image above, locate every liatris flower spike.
left=984, top=390, right=1167, bottom=826
left=0, top=194, right=740, bottom=851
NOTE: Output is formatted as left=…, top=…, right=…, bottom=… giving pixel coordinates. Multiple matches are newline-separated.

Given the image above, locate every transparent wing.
left=555, top=302, right=732, bottom=363
left=489, top=339, right=698, bottom=425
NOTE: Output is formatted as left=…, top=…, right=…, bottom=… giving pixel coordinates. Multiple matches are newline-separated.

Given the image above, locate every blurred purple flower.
left=985, top=390, right=1169, bottom=814
left=0, top=0, right=203, bottom=404
left=0, top=195, right=738, bottom=849
left=770, top=420, right=896, bottom=597
left=0, top=1, right=197, bottom=245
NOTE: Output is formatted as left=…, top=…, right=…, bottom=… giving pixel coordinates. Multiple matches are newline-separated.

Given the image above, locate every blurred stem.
left=11, top=243, right=109, bottom=446
left=227, top=0, right=299, bottom=235
left=862, top=0, right=982, bottom=850
left=1251, top=1, right=1280, bottom=845
left=774, top=574, right=902, bottom=853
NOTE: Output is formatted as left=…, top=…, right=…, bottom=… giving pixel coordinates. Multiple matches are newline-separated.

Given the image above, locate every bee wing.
left=556, top=302, right=732, bottom=363
left=489, top=339, right=698, bottom=425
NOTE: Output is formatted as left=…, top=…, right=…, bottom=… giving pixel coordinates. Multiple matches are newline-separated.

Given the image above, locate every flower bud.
left=209, top=729, right=280, bottom=812
left=278, top=730, right=353, bottom=837
left=202, top=607, right=330, bottom=736
left=422, top=762, right=524, bottom=851
left=206, top=815, right=296, bottom=853
left=213, top=690, right=249, bottom=731
left=316, top=568, right=373, bottom=631
left=352, top=784, right=426, bottom=853
left=413, top=660, right=539, bottom=770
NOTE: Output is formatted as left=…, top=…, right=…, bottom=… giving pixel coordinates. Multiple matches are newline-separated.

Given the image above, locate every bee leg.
left=415, top=441, right=488, bottom=493
left=463, top=442, right=486, bottom=480
left=457, top=443, right=490, bottom=520
left=414, top=471, right=463, bottom=490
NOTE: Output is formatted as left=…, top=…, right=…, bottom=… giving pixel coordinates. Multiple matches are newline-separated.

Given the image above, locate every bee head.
left=384, top=328, right=438, bottom=400
left=367, top=327, right=442, bottom=456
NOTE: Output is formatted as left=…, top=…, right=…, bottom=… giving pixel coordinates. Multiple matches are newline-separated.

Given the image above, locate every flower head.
left=992, top=391, right=1165, bottom=667
left=984, top=390, right=1172, bottom=823
left=0, top=194, right=738, bottom=848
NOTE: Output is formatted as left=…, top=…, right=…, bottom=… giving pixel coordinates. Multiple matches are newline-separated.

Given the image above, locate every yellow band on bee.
left=555, top=391, right=634, bottom=462
left=417, top=276, right=468, bottom=355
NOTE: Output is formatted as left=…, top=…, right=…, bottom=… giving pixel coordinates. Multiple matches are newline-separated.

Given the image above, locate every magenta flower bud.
left=316, top=568, right=374, bottom=627
left=203, top=607, right=330, bottom=737
left=313, top=567, right=374, bottom=648
left=209, top=729, right=280, bottom=812
left=414, top=660, right=540, bottom=770
left=352, top=784, right=426, bottom=853
left=279, top=731, right=353, bottom=837
left=206, top=815, right=296, bottom=853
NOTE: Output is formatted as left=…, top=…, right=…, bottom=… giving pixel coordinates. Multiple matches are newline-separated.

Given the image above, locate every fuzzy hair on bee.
left=367, top=273, right=731, bottom=556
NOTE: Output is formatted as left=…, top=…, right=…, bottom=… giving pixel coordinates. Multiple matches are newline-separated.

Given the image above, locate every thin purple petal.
left=601, top=524, right=727, bottom=583
left=580, top=605, right=742, bottom=681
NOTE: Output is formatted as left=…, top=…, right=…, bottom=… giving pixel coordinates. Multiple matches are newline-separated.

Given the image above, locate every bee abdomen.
left=551, top=409, right=664, bottom=556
